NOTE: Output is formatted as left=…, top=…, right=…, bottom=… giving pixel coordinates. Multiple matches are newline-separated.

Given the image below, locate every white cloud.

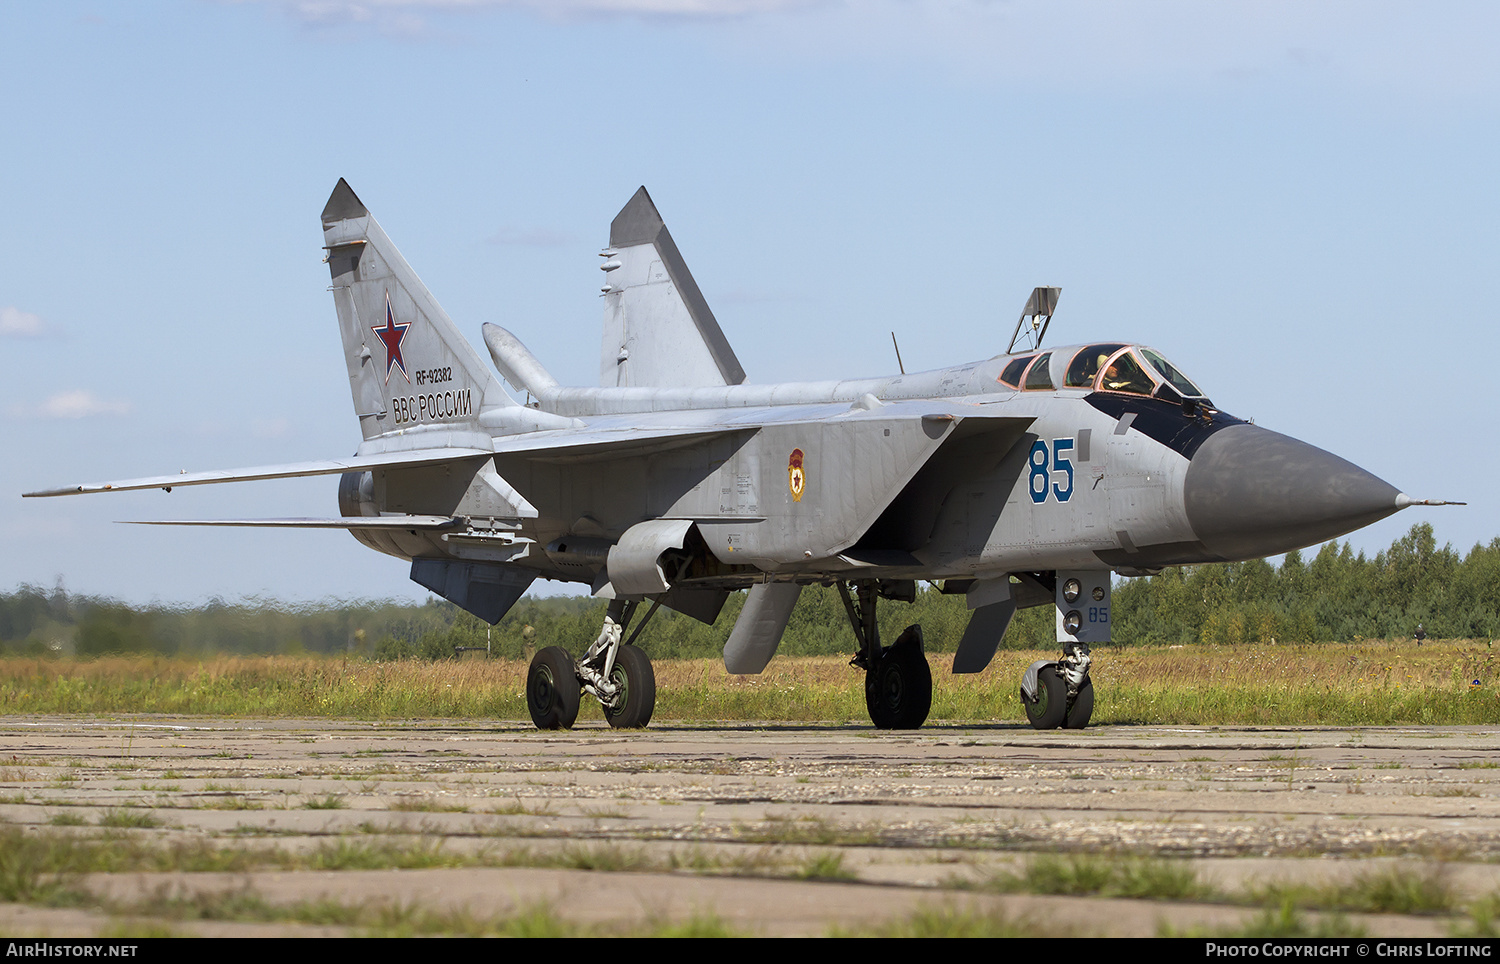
left=16, top=391, right=132, bottom=420
left=256, top=0, right=1500, bottom=102
left=277, top=0, right=817, bottom=31
left=524, top=0, right=816, bottom=15
left=0, top=306, right=46, bottom=338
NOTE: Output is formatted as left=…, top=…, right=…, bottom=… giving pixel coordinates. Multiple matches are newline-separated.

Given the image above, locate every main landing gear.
left=838, top=580, right=932, bottom=729
left=526, top=597, right=659, bottom=730
left=524, top=568, right=1106, bottom=734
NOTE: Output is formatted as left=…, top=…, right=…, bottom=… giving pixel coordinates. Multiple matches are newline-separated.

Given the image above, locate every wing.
left=22, top=445, right=494, bottom=498
left=23, top=423, right=762, bottom=499
left=121, top=516, right=462, bottom=529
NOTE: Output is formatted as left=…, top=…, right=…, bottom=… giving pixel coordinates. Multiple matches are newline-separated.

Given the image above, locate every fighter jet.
left=25, top=180, right=1454, bottom=732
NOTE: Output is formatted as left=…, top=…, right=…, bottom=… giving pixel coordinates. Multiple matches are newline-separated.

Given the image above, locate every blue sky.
left=3, top=1, right=1496, bottom=605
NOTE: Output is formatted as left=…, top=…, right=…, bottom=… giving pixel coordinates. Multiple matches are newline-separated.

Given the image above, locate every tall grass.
left=0, top=655, right=530, bottom=719
left=0, top=639, right=1495, bottom=725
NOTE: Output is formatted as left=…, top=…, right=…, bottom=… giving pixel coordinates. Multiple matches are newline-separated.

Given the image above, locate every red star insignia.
left=371, top=290, right=411, bottom=384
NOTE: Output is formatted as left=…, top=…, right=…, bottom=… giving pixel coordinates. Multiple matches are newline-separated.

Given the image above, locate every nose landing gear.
left=1018, top=569, right=1107, bottom=730
left=1020, top=643, right=1093, bottom=730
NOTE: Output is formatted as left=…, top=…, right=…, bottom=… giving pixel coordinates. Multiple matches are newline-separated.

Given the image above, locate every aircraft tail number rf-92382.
left=25, top=180, right=1462, bottom=731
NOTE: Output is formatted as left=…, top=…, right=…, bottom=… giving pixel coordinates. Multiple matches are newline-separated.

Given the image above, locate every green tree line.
left=1115, top=522, right=1500, bottom=645
left=2, top=524, right=1491, bottom=660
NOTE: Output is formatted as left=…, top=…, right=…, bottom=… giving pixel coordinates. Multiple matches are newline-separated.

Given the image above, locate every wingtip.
left=321, top=178, right=368, bottom=223
left=610, top=185, right=664, bottom=247
left=22, top=486, right=80, bottom=498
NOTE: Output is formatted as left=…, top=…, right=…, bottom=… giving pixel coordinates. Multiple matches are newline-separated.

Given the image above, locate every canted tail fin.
left=599, top=187, right=746, bottom=389
left=321, top=179, right=513, bottom=441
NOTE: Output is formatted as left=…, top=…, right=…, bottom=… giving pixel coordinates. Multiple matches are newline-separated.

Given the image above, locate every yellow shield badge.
left=788, top=448, right=806, bottom=502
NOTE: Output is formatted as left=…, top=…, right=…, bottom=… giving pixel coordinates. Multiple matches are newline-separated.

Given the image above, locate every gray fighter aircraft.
left=25, top=180, right=1452, bottom=731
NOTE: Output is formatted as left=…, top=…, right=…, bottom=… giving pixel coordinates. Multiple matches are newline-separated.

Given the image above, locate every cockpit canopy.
left=998, top=343, right=1206, bottom=401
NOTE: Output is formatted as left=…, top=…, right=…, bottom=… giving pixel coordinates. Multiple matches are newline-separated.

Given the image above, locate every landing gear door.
left=1055, top=569, right=1111, bottom=645
left=607, top=519, right=696, bottom=595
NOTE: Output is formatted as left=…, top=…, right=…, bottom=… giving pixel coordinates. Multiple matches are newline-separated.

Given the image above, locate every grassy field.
left=1, top=638, right=1496, bottom=726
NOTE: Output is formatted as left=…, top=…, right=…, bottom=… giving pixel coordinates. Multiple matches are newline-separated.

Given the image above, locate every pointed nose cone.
left=1184, top=424, right=1403, bottom=561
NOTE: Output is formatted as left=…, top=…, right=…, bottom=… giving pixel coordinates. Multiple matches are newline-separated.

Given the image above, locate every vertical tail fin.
left=321, top=179, right=511, bottom=441
left=600, top=187, right=746, bottom=388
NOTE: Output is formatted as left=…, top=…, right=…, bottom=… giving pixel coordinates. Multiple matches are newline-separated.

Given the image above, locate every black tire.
left=527, top=646, right=580, bottom=730
left=1022, top=666, right=1067, bottom=730
left=1063, top=678, right=1094, bottom=729
left=865, top=626, right=932, bottom=730
left=604, top=644, right=656, bottom=729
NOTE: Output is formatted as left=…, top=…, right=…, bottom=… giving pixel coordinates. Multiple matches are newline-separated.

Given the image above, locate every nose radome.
left=1183, top=423, right=1404, bottom=562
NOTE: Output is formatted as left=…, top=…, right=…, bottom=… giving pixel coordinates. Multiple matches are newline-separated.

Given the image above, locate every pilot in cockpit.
left=1102, top=352, right=1155, bottom=395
